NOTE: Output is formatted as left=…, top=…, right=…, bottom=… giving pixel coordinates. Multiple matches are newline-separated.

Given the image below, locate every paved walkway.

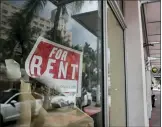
left=150, top=91, right=161, bottom=127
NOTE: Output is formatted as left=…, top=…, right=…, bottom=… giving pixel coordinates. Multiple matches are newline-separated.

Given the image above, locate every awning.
left=72, top=10, right=101, bottom=38
left=143, top=1, right=161, bottom=68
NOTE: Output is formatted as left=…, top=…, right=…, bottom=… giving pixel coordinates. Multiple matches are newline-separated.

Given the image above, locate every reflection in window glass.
left=2, top=9, right=8, bottom=14
left=1, top=21, right=6, bottom=25
left=40, top=24, right=44, bottom=27
left=33, top=21, right=38, bottom=25
left=0, top=0, right=104, bottom=127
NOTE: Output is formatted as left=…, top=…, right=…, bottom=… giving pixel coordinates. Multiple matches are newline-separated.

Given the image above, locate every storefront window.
left=107, top=5, right=126, bottom=127
left=0, top=0, right=104, bottom=127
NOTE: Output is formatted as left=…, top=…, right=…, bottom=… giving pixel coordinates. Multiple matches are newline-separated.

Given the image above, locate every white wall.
left=124, top=1, right=149, bottom=126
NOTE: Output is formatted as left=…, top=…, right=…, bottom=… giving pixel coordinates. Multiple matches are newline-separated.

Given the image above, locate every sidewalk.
left=150, top=91, right=161, bottom=127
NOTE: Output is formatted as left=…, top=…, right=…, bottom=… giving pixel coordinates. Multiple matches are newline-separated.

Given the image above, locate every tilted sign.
left=25, top=37, right=83, bottom=97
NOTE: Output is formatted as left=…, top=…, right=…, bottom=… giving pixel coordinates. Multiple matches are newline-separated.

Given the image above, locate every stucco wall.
left=124, top=1, right=149, bottom=126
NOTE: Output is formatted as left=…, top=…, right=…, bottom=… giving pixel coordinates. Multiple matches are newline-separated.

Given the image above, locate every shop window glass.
left=12, top=6, right=17, bottom=10
left=2, top=9, right=8, bottom=14
left=0, top=1, right=104, bottom=127
left=47, top=26, right=50, bottom=29
left=2, top=15, right=8, bottom=20
left=1, top=21, right=7, bottom=25
left=107, top=5, right=126, bottom=127
left=33, top=21, right=38, bottom=25
left=3, top=2, right=9, bottom=6
left=40, top=17, right=45, bottom=21
left=40, top=23, right=44, bottom=27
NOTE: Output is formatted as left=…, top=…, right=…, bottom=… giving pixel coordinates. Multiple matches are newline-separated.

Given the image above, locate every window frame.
left=107, top=0, right=126, bottom=29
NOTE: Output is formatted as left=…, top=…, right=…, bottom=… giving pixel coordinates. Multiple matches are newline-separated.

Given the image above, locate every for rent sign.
left=25, top=37, right=83, bottom=96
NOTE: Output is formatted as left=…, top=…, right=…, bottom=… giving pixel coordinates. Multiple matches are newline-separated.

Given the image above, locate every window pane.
left=107, top=5, right=126, bottom=126
left=0, top=1, right=104, bottom=127
left=2, top=9, right=8, bottom=14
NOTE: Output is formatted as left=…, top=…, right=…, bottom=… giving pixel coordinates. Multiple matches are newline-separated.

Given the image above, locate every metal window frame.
left=107, top=0, right=127, bottom=30
left=101, top=1, right=109, bottom=127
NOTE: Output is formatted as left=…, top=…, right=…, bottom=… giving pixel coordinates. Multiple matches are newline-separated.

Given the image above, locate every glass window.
left=1, top=21, right=7, bottom=25
left=2, top=9, right=8, bottom=14
left=1, top=27, right=8, bottom=33
left=46, top=26, right=50, bottom=29
left=40, top=17, right=45, bottom=21
left=40, top=23, right=44, bottom=27
left=12, top=6, right=17, bottom=10
left=2, top=15, right=8, bottom=20
left=107, top=5, right=126, bottom=127
left=33, top=21, right=38, bottom=25
left=3, top=2, right=9, bottom=6
left=0, top=26, right=5, bottom=31
left=35, top=16, right=38, bottom=19
left=0, top=0, right=104, bottom=127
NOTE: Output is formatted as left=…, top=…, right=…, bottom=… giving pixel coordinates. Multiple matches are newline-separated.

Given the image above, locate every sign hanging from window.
left=25, top=37, right=83, bottom=97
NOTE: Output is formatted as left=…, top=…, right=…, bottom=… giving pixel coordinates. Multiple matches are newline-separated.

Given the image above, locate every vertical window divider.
left=101, top=0, right=109, bottom=127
